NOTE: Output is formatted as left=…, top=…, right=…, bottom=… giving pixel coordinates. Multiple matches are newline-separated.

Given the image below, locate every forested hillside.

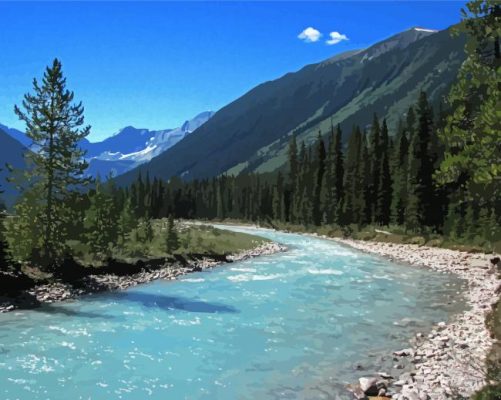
left=117, top=26, right=465, bottom=184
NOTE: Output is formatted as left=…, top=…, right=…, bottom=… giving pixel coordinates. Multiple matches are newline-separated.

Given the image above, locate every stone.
left=349, top=385, right=368, bottom=400
left=399, top=372, right=413, bottom=383
left=359, top=377, right=379, bottom=396
left=394, top=348, right=413, bottom=357
left=378, top=372, right=393, bottom=379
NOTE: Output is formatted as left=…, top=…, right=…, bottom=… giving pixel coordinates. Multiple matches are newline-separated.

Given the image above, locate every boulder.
left=359, top=377, right=379, bottom=396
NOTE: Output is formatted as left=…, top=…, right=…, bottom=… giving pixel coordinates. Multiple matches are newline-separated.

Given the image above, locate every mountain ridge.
left=115, top=25, right=465, bottom=184
left=1, top=111, right=214, bottom=179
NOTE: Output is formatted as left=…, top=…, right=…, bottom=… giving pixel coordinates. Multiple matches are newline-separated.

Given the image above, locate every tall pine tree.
left=13, top=59, right=90, bottom=265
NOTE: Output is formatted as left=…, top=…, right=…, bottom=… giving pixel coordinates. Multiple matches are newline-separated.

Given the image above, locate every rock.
left=394, top=364, right=404, bottom=369
left=348, top=384, right=368, bottom=400
left=378, top=372, right=393, bottom=379
left=359, top=377, right=379, bottom=396
left=490, top=256, right=500, bottom=266
left=470, top=258, right=489, bottom=269
left=378, top=388, right=387, bottom=396
left=399, top=372, right=414, bottom=383
left=394, top=348, right=413, bottom=357
left=437, top=321, right=446, bottom=330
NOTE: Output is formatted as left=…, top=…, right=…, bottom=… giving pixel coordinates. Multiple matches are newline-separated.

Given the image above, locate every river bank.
left=332, top=238, right=500, bottom=400
left=206, top=223, right=501, bottom=398
left=0, top=241, right=286, bottom=314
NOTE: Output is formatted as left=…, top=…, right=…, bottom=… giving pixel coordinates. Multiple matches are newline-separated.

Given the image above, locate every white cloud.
left=326, top=31, right=349, bottom=45
left=298, top=27, right=322, bottom=43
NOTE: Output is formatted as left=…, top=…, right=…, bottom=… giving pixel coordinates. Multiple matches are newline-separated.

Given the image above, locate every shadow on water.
left=114, top=291, right=239, bottom=314
left=33, top=303, right=114, bottom=319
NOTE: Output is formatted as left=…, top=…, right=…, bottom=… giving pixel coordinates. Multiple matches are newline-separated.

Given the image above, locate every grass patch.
left=68, top=220, right=270, bottom=266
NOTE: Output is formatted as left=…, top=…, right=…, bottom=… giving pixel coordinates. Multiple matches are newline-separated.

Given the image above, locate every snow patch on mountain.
left=414, top=27, right=438, bottom=33
left=86, top=111, right=214, bottom=177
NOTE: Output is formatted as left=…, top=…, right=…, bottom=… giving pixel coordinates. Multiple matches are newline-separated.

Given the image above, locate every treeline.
left=116, top=90, right=499, bottom=247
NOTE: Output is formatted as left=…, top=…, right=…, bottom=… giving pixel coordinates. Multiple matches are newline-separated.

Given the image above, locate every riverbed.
left=0, top=226, right=466, bottom=399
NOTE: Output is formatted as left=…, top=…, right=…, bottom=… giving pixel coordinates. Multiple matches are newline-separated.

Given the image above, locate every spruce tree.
left=292, top=142, right=307, bottom=223
left=13, top=59, right=90, bottom=265
left=390, top=129, right=409, bottom=225
left=312, top=133, right=326, bottom=225
left=342, top=126, right=363, bottom=225
left=118, top=197, right=135, bottom=245
left=84, top=179, right=118, bottom=255
left=368, top=114, right=381, bottom=222
left=144, top=217, right=154, bottom=243
left=165, top=214, right=179, bottom=254
left=272, top=172, right=284, bottom=221
left=406, top=92, right=435, bottom=230
left=332, top=125, right=344, bottom=223
left=360, top=132, right=372, bottom=225
left=375, top=119, right=392, bottom=225
left=0, top=179, right=10, bottom=270
left=288, top=134, right=298, bottom=190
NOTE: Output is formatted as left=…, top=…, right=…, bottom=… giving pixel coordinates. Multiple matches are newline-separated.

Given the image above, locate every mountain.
left=84, top=111, right=214, bottom=177
left=0, top=124, right=31, bottom=148
left=116, top=26, right=465, bottom=184
left=0, top=128, right=27, bottom=207
left=1, top=111, right=214, bottom=179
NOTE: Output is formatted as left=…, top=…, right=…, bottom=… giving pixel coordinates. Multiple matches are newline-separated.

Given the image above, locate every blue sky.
left=0, top=1, right=465, bottom=142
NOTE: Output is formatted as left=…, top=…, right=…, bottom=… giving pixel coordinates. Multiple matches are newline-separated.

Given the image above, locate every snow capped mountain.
left=85, top=111, right=214, bottom=177
left=413, top=27, right=439, bottom=33
left=0, top=111, right=214, bottom=179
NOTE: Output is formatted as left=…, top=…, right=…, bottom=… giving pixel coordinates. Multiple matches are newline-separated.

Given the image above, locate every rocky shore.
left=0, top=242, right=286, bottom=313
left=335, top=239, right=500, bottom=400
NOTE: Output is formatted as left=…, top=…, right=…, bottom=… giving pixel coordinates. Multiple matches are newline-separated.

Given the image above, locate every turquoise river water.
left=0, top=226, right=465, bottom=400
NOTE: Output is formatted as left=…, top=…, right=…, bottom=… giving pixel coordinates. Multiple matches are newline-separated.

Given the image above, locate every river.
left=0, top=226, right=466, bottom=399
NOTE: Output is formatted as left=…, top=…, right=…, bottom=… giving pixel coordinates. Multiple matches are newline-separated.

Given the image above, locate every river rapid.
left=0, top=226, right=466, bottom=400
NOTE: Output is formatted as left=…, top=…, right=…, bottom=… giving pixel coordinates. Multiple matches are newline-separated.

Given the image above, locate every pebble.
left=336, top=238, right=500, bottom=399
left=0, top=242, right=286, bottom=313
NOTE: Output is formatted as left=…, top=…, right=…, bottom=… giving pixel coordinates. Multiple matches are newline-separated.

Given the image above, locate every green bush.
left=406, top=236, right=426, bottom=246
left=472, top=385, right=501, bottom=400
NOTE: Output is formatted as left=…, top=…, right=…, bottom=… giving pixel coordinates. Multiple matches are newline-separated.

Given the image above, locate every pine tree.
left=312, top=133, right=326, bottom=225
left=288, top=134, right=298, bottom=190
left=360, top=132, right=372, bottom=225
left=165, top=214, right=179, bottom=254
left=144, top=217, right=154, bottom=243
left=332, top=125, right=344, bottom=223
left=292, top=142, right=307, bottom=223
left=390, top=129, right=409, bottom=225
left=368, top=114, right=382, bottom=222
left=436, top=1, right=500, bottom=193
left=84, top=179, right=118, bottom=254
left=118, top=197, right=135, bottom=245
left=406, top=92, right=436, bottom=230
left=375, top=119, right=392, bottom=225
left=272, top=172, right=284, bottom=221
left=0, top=177, right=10, bottom=270
left=342, top=126, right=363, bottom=225
left=84, top=179, right=118, bottom=255
left=13, top=59, right=90, bottom=265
